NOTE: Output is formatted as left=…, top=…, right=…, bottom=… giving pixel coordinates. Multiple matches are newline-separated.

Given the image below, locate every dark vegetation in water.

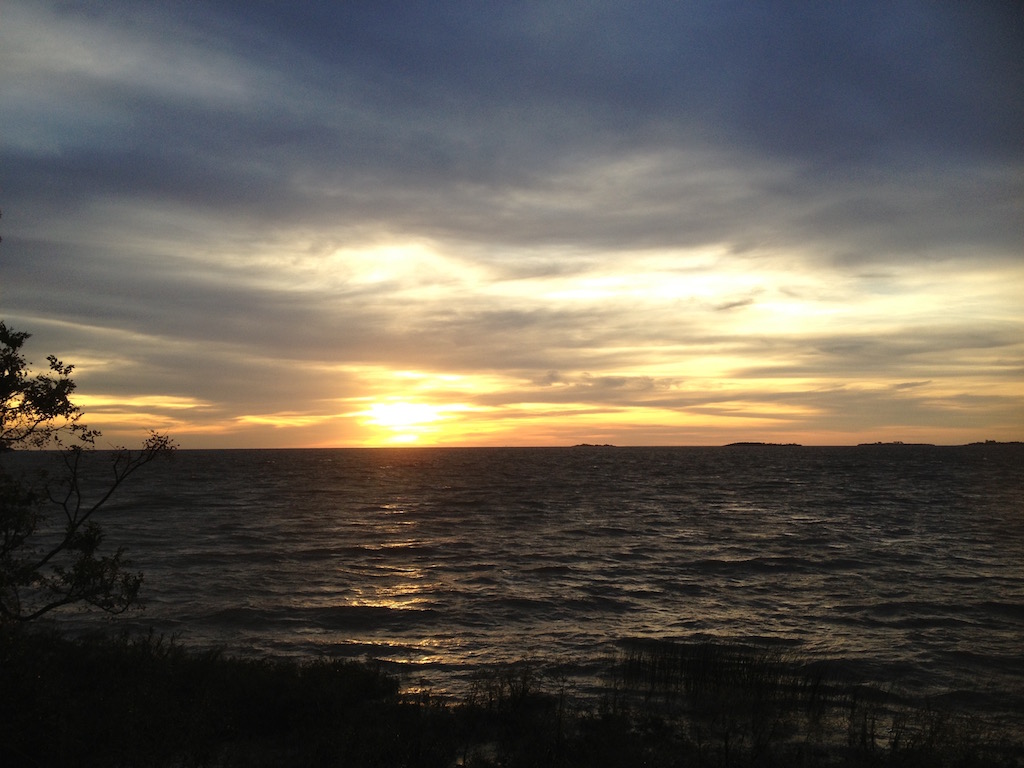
left=2, top=630, right=1021, bottom=768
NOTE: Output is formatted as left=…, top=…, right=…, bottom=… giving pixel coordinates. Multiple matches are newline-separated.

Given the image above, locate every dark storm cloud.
left=8, top=0, right=1021, bottom=237
left=219, top=0, right=1022, bottom=163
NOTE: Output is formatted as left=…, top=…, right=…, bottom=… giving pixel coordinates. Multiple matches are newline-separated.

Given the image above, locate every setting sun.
left=360, top=401, right=447, bottom=444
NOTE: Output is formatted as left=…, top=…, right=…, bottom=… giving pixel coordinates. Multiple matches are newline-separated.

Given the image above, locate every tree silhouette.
left=0, top=321, right=174, bottom=623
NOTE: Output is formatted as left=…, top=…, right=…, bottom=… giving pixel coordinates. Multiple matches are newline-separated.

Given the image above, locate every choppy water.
left=37, top=445, right=1024, bottom=716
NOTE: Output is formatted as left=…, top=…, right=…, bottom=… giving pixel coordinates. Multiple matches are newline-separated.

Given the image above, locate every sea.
left=27, top=444, right=1024, bottom=721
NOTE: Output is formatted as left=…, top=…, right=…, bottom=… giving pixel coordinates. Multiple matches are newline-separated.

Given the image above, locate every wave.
left=65, top=445, right=1024, bottom=708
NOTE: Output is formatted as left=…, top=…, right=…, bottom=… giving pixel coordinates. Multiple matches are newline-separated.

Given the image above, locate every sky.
left=2, top=1, right=1022, bottom=448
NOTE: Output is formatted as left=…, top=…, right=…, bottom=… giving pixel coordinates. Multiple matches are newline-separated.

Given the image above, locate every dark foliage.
left=0, top=629, right=418, bottom=767
left=2, top=631, right=1020, bottom=768
left=0, top=321, right=174, bottom=624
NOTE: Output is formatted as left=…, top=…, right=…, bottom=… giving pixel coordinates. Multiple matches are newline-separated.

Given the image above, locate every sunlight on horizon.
left=38, top=250, right=1024, bottom=450
left=356, top=399, right=477, bottom=445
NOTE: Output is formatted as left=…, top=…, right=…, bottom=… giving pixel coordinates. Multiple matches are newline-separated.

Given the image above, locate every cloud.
left=1, top=0, right=1022, bottom=446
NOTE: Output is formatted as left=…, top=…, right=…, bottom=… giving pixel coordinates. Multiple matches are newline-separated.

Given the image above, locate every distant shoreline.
left=723, top=441, right=803, bottom=447
left=855, top=440, right=1024, bottom=447
left=7, top=441, right=1023, bottom=455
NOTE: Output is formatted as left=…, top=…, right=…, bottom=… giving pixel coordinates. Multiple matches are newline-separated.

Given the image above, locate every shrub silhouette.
left=0, top=321, right=174, bottom=624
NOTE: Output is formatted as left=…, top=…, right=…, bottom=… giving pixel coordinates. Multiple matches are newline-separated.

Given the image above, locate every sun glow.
left=367, top=401, right=441, bottom=428
left=360, top=400, right=452, bottom=444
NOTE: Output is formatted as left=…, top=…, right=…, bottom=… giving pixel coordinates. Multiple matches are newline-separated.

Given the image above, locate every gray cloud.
left=2, top=0, right=1022, bottom=445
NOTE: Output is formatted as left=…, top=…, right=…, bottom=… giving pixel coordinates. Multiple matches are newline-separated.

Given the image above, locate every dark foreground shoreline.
left=3, top=629, right=1021, bottom=768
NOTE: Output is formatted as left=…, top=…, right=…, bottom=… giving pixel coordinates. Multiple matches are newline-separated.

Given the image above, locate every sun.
left=362, top=400, right=445, bottom=444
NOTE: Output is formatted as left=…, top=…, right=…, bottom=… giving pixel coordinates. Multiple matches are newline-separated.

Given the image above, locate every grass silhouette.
left=2, top=629, right=1021, bottom=767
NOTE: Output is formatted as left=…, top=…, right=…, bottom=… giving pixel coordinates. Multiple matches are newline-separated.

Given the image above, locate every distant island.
left=857, top=440, right=1022, bottom=447
left=572, top=443, right=616, bottom=448
left=724, top=442, right=802, bottom=447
